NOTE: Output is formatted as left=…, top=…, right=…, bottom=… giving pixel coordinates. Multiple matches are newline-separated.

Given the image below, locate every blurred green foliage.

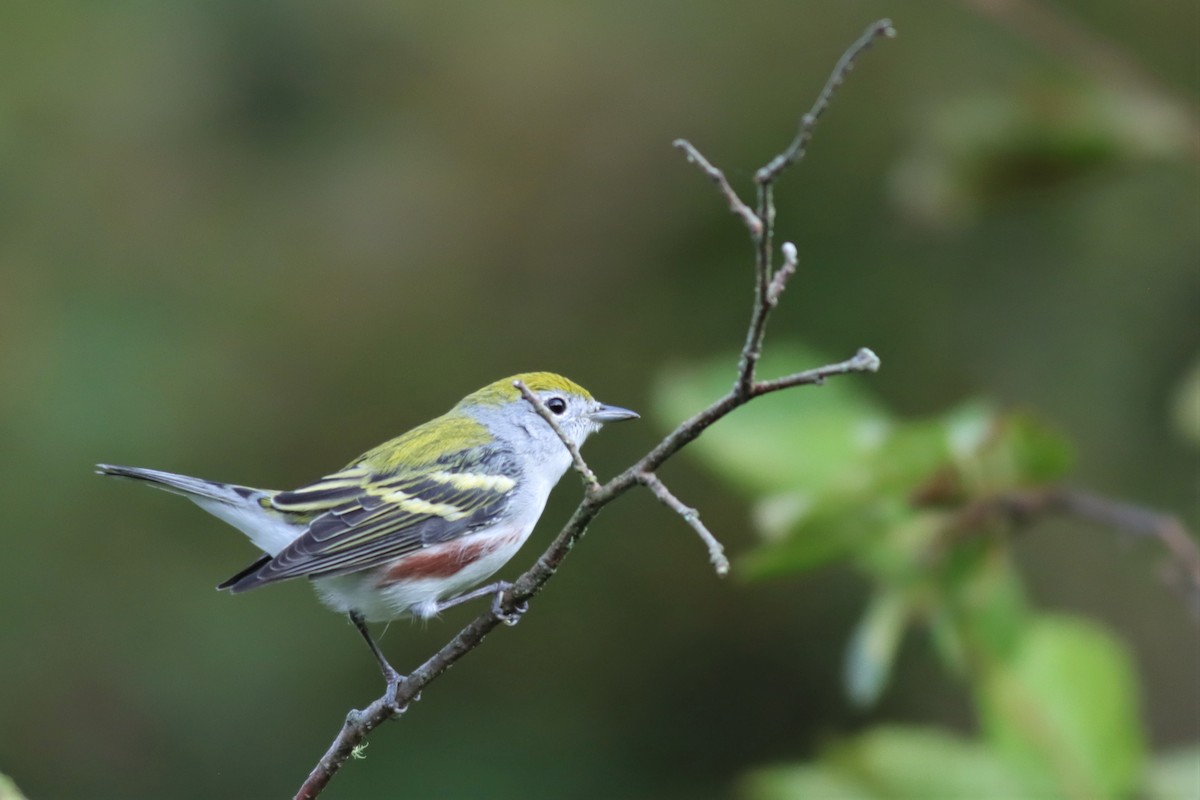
left=0, top=773, right=27, bottom=800
left=655, top=350, right=1196, bottom=799
left=1, top=1, right=1196, bottom=797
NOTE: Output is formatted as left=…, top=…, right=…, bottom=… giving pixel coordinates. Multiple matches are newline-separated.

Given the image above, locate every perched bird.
left=98, top=372, right=637, bottom=689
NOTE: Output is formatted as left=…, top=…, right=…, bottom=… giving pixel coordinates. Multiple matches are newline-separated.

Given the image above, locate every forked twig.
left=671, top=139, right=763, bottom=236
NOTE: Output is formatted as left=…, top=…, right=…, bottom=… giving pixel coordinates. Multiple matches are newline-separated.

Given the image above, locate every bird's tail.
left=96, top=463, right=301, bottom=557
left=96, top=464, right=260, bottom=504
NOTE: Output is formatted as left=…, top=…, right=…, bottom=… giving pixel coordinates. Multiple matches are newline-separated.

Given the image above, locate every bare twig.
left=732, top=18, right=894, bottom=400
left=756, top=19, right=897, bottom=186
left=639, top=471, right=729, bottom=576
left=514, top=379, right=602, bottom=494
left=753, top=347, right=881, bottom=396
left=672, top=139, right=763, bottom=237
left=296, top=22, right=892, bottom=798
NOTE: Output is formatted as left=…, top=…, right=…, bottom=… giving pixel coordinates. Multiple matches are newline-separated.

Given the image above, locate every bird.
left=97, top=372, right=637, bottom=691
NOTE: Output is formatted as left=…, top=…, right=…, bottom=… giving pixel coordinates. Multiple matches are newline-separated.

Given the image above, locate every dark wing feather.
left=224, top=446, right=519, bottom=592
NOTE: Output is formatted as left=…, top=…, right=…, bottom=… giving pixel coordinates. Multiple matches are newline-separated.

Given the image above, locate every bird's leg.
left=435, top=581, right=528, bottom=626
left=349, top=611, right=407, bottom=712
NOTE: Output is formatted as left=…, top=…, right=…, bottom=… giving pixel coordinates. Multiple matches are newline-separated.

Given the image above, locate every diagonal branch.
left=672, top=139, right=763, bottom=237
left=296, top=21, right=894, bottom=798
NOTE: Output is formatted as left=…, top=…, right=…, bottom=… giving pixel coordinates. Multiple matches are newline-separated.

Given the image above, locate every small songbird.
left=98, top=372, right=637, bottom=689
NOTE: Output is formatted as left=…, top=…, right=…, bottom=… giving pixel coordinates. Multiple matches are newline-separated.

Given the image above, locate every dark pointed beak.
left=590, top=403, right=639, bottom=423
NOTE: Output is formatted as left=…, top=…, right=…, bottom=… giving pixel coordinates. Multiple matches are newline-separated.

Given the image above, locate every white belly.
left=311, top=522, right=534, bottom=622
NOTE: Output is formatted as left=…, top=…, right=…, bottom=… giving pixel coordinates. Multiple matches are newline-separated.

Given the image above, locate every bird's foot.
left=491, top=586, right=528, bottom=627
left=432, top=581, right=528, bottom=625
left=382, top=665, right=409, bottom=715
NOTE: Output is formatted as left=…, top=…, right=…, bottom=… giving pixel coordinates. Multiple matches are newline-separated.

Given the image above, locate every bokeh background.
left=2, top=2, right=1197, bottom=798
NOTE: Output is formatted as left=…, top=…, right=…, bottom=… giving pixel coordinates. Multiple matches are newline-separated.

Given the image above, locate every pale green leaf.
left=743, top=726, right=1034, bottom=800
left=741, top=764, right=877, bottom=800
left=980, top=615, right=1145, bottom=800
left=1171, top=358, right=1200, bottom=447
left=0, top=773, right=27, bottom=800
left=937, top=541, right=1030, bottom=663
left=738, top=496, right=913, bottom=580
left=652, top=347, right=888, bottom=496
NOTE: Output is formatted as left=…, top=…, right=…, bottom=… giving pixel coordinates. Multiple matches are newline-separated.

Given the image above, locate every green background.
left=1, top=2, right=1196, bottom=797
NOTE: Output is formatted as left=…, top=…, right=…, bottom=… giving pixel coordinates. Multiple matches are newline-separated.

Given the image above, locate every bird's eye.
left=546, top=397, right=567, bottom=415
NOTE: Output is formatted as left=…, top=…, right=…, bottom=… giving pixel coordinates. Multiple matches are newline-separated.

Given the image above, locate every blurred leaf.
left=853, top=510, right=946, bottom=582
left=890, top=82, right=1197, bottom=229
left=0, top=773, right=26, bottom=800
left=742, top=726, right=1034, bottom=800
left=845, top=587, right=911, bottom=707
left=653, top=346, right=890, bottom=497
left=1171, top=357, right=1200, bottom=448
left=937, top=540, right=1030, bottom=663
left=1144, top=744, right=1200, bottom=800
left=980, top=615, right=1145, bottom=800
left=739, top=496, right=919, bottom=580
left=658, top=348, right=1071, bottom=520
left=740, top=765, right=870, bottom=800
left=979, top=411, right=1074, bottom=491
left=871, top=415, right=967, bottom=501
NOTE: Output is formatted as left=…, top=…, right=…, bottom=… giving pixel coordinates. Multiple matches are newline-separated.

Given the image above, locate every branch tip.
left=752, top=348, right=882, bottom=397
left=855, top=347, right=881, bottom=372
left=767, top=242, right=801, bottom=305
left=673, top=138, right=763, bottom=236
left=755, top=17, right=896, bottom=186
left=640, top=472, right=731, bottom=576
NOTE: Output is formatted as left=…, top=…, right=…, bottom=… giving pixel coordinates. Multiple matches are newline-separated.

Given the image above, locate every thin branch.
left=296, top=23, right=893, bottom=798
left=514, top=379, right=601, bottom=494
left=1054, top=489, right=1200, bottom=615
left=738, top=177, right=772, bottom=398
left=731, top=18, right=894, bottom=400
left=756, top=19, right=896, bottom=186
left=672, top=139, right=763, bottom=237
left=943, top=487, right=1200, bottom=617
left=753, top=347, right=881, bottom=396
left=639, top=471, right=730, bottom=576
left=297, top=610, right=503, bottom=798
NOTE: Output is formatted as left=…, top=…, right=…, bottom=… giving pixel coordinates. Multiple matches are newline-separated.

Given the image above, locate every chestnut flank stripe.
left=378, top=533, right=521, bottom=583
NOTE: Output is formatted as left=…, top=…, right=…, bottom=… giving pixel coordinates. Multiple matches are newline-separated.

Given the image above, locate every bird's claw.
left=492, top=591, right=528, bottom=626
left=383, top=667, right=409, bottom=715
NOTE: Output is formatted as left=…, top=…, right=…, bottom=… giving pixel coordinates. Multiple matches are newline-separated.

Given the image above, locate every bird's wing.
left=222, top=445, right=520, bottom=591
